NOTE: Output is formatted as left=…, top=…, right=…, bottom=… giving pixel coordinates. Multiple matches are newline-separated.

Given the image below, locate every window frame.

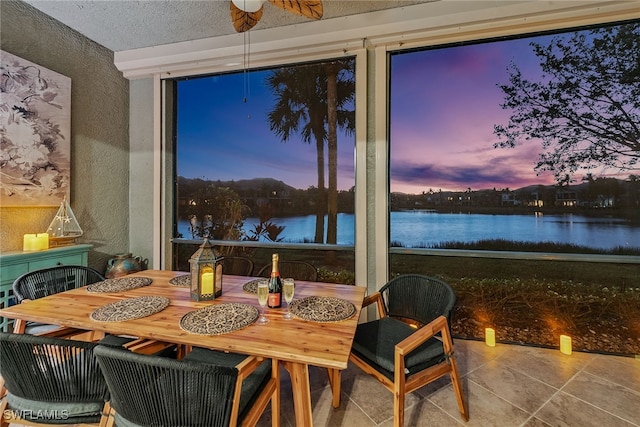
left=159, top=47, right=368, bottom=285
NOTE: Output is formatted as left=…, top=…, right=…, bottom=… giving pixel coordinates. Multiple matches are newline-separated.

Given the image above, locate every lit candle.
left=560, top=335, right=572, bottom=355
left=34, top=233, right=49, bottom=250
left=485, top=327, right=496, bottom=347
left=23, top=234, right=37, bottom=251
left=201, top=272, right=214, bottom=295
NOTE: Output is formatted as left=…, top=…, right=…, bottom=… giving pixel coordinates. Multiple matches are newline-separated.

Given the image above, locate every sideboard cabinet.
left=0, top=244, right=92, bottom=331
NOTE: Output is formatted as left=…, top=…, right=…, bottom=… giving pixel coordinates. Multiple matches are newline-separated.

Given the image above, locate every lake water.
left=178, top=211, right=640, bottom=250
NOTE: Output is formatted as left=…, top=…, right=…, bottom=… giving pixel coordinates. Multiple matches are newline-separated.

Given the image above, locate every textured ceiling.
left=23, top=0, right=434, bottom=52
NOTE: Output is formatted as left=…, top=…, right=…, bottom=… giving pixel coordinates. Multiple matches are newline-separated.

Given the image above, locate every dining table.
left=0, top=269, right=366, bottom=426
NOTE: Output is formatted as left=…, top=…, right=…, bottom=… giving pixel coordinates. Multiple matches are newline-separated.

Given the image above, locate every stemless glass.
left=283, top=278, right=295, bottom=320
left=256, top=280, right=269, bottom=324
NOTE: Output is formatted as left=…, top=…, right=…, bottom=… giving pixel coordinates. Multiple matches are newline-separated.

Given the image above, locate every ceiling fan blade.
left=230, top=1, right=264, bottom=32
left=268, top=0, right=323, bottom=20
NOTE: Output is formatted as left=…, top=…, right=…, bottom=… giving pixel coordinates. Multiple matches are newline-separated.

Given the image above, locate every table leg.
left=327, top=368, right=341, bottom=408
left=282, top=361, right=313, bottom=427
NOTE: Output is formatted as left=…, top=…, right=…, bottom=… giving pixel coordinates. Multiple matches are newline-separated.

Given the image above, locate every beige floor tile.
left=562, top=371, right=640, bottom=425
left=378, top=399, right=465, bottom=427
left=497, top=344, right=592, bottom=388
left=521, top=416, right=554, bottom=426
left=429, top=379, right=530, bottom=426
left=584, top=354, right=640, bottom=394
left=534, top=390, right=636, bottom=427
left=340, top=371, right=422, bottom=425
left=467, top=358, right=558, bottom=413
left=453, top=339, right=507, bottom=375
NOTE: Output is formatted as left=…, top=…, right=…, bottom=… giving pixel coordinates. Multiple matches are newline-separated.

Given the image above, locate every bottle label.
left=268, top=293, right=281, bottom=307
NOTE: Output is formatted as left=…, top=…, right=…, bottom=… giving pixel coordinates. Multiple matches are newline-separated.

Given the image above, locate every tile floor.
left=257, top=339, right=640, bottom=426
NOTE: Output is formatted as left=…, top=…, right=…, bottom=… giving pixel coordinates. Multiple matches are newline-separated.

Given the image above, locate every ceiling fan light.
left=231, top=0, right=265, bottom=13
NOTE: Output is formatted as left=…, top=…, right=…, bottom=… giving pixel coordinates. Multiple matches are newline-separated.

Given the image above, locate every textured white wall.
left=0, top=1, right=130, bottom=274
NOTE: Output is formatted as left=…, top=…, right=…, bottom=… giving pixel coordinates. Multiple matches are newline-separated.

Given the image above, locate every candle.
left=23, top=234, right=37, bottom=251
left=485, top=327, right=496, bottom=347
left=560, top=335, right=572, bottom=355
left=201, top=272, right=214, bottom=295
left=34, top=233, right=49, bottom=250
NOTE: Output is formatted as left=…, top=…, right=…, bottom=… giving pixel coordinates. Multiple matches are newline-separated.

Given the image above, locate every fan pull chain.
left=243, top=29, right=251, bottom=111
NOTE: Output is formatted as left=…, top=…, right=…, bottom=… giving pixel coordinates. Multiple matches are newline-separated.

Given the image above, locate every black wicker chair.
left=94, top=345, right=279, bottom=427
left=335, top=274, right=468, bottom=426
left=11, top=265, right=106, bottom=336
left=12, top=265, right=105, bottom=303
left=0, top=332, right=110, bottom=426
left=222, top=256, right=255, bottom=276
left=256, top=260, right=317, bottom=281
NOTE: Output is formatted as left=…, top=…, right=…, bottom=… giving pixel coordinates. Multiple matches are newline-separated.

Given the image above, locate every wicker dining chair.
left=94, top=345, right=279, bottom=427
left=0, top=332, right=110, bottom=427
left=222, top=256, right=255, bottom=276
left=256, top=260, right=318, bottom=281
left=333, top=274, right=468, bottom=427
left=11, top=265, right=106, bottom=336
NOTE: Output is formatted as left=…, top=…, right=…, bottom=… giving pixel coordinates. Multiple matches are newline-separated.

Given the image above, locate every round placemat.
left=289, top=296, right=356, bottom=322
left=242, top=279, right=264, bottom=294
left=179, top=303, right=258, bottom=335
left=87, top=276, right=152, bottom=293
left=90, top=296, right=170, bottom=322
left=169, top=274, right=190, bottom=287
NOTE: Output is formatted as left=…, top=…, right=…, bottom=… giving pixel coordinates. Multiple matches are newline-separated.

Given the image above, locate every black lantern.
left=189, top=238, right=223, bottom=301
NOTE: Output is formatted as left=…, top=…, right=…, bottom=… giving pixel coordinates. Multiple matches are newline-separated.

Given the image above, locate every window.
left=388, top=20, right=640, bottom=355
left=173, top=58, right=357, bottom=282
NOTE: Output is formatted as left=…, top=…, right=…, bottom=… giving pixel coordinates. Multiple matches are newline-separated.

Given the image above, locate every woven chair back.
left=380, top=274, right=456, bottom=326
left=221, top=256, right=255, bottom=276
left=94, top=345, right=239, bottom=427
left=0, top=332, right=108, bottom=403
left=12, top=265, right=105, bottom=303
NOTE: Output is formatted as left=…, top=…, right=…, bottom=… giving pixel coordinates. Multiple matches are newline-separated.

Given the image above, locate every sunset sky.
left=177, top=26, right=617, bottom=194
left=388, top=34, right=557, bottom=194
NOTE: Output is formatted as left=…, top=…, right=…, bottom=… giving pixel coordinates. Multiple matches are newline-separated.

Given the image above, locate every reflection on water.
left=178, top=211, right=640, bottom=250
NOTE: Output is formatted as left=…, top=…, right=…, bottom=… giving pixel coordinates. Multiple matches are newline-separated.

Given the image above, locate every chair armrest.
left=362, top=292, right=386, bottom=318
left=235, top=355, right=267, bottom=379
left=395, top=315, right=449, bottom=356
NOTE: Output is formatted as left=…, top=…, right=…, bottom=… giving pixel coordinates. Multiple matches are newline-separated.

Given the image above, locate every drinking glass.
left=283, top=278, right=295, bottom=320
left=256, top=280, right=269, bottom=324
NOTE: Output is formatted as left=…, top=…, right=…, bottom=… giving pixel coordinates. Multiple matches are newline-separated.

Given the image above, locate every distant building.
left=555, top=189, right=577, bottom=207
left=501, top=192, right=519, bottom=206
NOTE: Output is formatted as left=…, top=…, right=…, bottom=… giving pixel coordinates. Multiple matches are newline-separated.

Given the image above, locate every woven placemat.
left=87, top=276, right=152, bottom=293
left=242, top=279, right=265, bottom=294
left=168, top=274, right=190, bottom=287
left=289, top=296, right=356, bottom=322
left=179, top=303, right=258, bottom=335
left=90, top=296, right=170, bottom=322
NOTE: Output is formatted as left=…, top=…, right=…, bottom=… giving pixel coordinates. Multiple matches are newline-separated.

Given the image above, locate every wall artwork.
left=0, top=50, right=71, bottom=207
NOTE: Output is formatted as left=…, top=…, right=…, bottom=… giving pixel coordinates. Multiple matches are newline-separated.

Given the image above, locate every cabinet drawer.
left=29, top=254, right=84, bottom=270
left=0, top=264, right=29, bottom=286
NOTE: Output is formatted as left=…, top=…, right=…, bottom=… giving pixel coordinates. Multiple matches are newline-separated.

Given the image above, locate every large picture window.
left=173, top=58, right=357, bottom=282
left=388, top=21, right=640, bottom=355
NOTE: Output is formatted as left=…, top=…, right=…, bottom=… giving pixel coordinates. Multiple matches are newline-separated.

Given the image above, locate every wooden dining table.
left=0, top=269, right=365, bottom=426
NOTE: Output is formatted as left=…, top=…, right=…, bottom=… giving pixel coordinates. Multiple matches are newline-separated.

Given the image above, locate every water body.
left=178, top=211, right=640, bottom=250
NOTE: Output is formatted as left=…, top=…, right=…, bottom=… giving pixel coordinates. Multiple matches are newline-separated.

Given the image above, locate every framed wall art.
left=0, top=50, right=71, bottom=207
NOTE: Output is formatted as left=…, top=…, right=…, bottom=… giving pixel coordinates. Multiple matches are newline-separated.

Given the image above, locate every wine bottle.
left=267, top=253, right=283, bottom=308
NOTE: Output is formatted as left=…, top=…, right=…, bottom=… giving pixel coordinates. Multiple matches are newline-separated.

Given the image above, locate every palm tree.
left=266, top=59, right=355, bottom=243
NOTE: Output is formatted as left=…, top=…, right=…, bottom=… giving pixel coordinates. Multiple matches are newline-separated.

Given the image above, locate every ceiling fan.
left=230, top=0, right=323, bottom=33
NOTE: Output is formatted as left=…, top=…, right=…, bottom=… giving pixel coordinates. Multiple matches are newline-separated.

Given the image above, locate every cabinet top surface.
left=0, top=244, right=93, bottom=263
